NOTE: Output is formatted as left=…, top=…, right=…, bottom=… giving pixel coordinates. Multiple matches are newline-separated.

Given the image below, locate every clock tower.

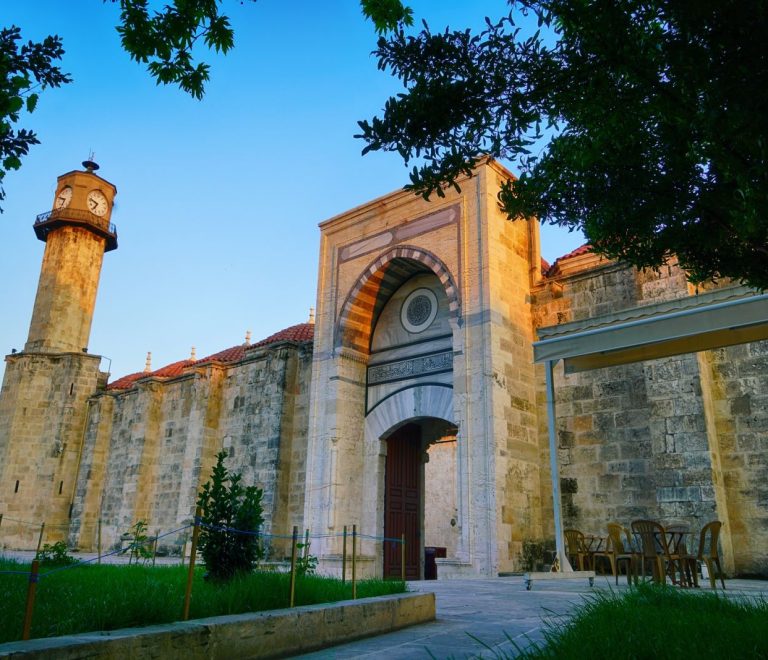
left=25, top=161, right=117, bottom=353
left=0, top=162, right=117, bottom=548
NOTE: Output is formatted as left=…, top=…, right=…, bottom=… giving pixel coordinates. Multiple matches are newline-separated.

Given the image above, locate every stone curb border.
left=0, top=592, right=435, bottom=659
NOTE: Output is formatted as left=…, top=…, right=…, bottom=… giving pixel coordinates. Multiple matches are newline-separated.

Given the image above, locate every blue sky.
left=0, top=1, right=583, bottom=382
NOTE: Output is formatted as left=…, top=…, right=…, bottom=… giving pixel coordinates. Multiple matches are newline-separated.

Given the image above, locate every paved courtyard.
left=296, top=575, right=768, bottom=659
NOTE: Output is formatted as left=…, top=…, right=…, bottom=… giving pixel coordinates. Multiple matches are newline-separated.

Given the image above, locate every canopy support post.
left=546, top=359, right=572, bottom=573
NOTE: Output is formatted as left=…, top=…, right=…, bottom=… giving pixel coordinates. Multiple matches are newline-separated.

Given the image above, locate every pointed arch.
left=336, top=245, right=460, bottom=352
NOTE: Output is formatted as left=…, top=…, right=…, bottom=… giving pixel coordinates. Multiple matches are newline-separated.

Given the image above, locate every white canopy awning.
left=534, top=286, right=768, bottom=372
left=530, top=284, right=768, bottom=580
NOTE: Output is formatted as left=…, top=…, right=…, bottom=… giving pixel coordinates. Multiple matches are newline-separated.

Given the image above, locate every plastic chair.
left=631, top=519, right=685, bottom=585
left=593, top=523, right=637, bottom=585
left=564, top=529, right=590, bottom=570
left=697, top=520, right=726, bottom=589
left=666, top=522, right=699, bottom=587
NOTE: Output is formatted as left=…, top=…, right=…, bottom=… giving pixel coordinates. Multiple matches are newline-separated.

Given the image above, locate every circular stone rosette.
left=400, top=287, right=438, bottom=333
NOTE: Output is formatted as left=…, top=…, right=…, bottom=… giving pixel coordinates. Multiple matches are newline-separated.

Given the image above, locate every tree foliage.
left=0, top=26, right=71, bottom=208
left=113, top=0, right=251, bottom=100
left=197, top=450, right=264, bottom=581
left=0, top=1, right=254, bottom=210
left=357, top=1, right=768, bottom=289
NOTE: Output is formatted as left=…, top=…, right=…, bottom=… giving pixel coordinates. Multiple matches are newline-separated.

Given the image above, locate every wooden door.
left=384, top=423, right=421, bottom=579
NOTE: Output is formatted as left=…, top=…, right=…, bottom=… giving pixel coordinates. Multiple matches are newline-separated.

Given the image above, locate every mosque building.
left=0, top=160, right=765, bottom=578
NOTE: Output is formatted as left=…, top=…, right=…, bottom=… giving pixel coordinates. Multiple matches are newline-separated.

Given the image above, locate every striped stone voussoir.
left=335, top=245, right=460, bottom=352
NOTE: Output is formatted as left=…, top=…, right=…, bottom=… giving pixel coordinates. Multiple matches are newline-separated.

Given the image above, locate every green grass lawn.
left=513, top=583, right=768, bottom=659
left=0, top=558, right=406, bottom=644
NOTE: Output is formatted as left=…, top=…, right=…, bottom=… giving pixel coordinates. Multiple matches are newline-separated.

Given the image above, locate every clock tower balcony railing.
left=34, top=208, right=118, bottom=252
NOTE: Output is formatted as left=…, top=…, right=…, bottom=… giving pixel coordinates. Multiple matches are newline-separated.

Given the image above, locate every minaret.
left=25, top=160, right=117, bottom=353
left=0, top=162, right=117, bottom=548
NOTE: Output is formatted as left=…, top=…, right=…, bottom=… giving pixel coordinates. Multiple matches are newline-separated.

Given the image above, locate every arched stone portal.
left=306, top=174, right=543, bottom=579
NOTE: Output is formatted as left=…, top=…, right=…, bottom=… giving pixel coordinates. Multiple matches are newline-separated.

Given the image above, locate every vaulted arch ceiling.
left=336, top=245, right=460, bottom=353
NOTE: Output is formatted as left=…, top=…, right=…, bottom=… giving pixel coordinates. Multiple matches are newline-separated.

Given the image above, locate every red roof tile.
left=191, top=344, right=247, bottom=366
left=106, top=371, right=146, bottom=390
left=555, top=244, right=592, bottom=261
left=106, top=359, right=194, bottom=390
left=545, top=243, right=593, bottom=277
left=107, top=323, right=315, bottom=389
left=249, top=322, right=315, bottom=348
left=540, top=257, right=551, bottom=274
left=151, top=359, right=195, bottom=377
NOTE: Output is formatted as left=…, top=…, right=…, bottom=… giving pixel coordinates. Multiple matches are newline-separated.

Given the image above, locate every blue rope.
left=197, top=521, right=262, bottom=537
left=358, top=533, right=404, bottom=543
left=38, top=523, right=194, bottom=577
left=1, top=516, right=40, bottom=526
left=0, top=570, right=33, bottom=576
left=153, top=523, right=194, bottom=541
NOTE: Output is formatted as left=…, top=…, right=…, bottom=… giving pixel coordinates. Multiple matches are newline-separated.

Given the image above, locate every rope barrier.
left=193, top=520, right=403, bottom=544
left=1, top=516, right=42, bottom=527
left=0, top=570, right=34, bottom=576
left=358, top=533, right=404, bottom=543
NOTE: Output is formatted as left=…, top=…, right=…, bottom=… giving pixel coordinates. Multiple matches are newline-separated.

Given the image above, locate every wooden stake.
left=97, top=518, right=102, bottom=564
left=35, top=522, right=45, bottom=556
left=182, top=506, right=201, bottom=621
left=342, top=525, right=347, bottom=584
left=289, top=526, right=298, bottom=607
left=303, top=528, right=310, bottom=560
left=352, top=524, right=357, bottom=600
left=401, top=533, right=406, bottom=582
left=22, top=560, right=40, bottom=641
left=152, top=536, right=158, bottom=567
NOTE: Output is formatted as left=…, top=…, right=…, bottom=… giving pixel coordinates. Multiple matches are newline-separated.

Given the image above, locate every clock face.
left=54, top=186, right=72, bottom=209
left=87, top=190, right=109, bottom=217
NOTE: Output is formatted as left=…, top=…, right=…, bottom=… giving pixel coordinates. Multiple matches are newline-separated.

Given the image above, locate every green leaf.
left=26, top=94, right=39, bottom=114
left=3, top=156, right=22, bottom=171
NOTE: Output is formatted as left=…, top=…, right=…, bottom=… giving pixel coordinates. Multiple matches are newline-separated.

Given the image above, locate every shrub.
left=36, top=541, right=75, bottom=566
left=521, top=538, right=556, bottom=572
left=124, top=519, right=154, bottom=564
left=296, top=540, right=318, bottom=577
left=197, top=450, right=264, bottom=580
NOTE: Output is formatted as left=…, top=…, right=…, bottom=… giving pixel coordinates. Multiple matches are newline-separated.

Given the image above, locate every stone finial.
left=308, top=307, right=315, bottom=324
left=190, top=346, right=196, bottom=360
left=144, top=351, right=152, bottom=372
left=245, top=330, right=251, bottom=346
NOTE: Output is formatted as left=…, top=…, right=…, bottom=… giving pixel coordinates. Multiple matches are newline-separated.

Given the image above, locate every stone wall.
left=69, top=341, right=313, bottom=556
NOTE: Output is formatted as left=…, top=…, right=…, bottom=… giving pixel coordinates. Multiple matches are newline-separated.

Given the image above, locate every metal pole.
left=97, top=518, right=102, bottom=564
left=289, top=526, right=298, bottom=607
left=401, top=533, right=406, bottom=581
left=342, top=525, right=347, bottom=583
left=352, top=524, right=357, bottom=600
left=22, top=560, right=40, bottom=641
left=546, top=360, right=572, bottom=572
left=35, top=523, right=45, bottom=556
left=152, top=536, right=158, bottom=567
left=182, top=507, right=201, bottom=621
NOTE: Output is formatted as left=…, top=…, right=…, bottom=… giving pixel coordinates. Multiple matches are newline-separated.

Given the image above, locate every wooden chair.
left=697, top=520, right=726, bottom=589
left=593, top=522, right=637, bottom=585
left=564, top=529, right=590, bottom=570
left=631, top=519, right=685, bottom=585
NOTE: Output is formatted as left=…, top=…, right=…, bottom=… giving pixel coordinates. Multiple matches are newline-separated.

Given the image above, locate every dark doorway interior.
left=384, top=423, right=421, bottom=579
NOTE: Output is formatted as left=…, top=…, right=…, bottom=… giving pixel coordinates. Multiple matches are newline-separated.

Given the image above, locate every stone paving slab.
left=295, top=575, right=768, bottom=659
